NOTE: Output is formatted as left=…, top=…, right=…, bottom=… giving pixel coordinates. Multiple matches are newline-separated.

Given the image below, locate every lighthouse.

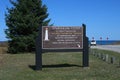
left=44, top=28, right=49, bottom=41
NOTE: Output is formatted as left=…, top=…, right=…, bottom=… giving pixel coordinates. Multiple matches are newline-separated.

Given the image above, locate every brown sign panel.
left=42, top=26, right=83, bottom=49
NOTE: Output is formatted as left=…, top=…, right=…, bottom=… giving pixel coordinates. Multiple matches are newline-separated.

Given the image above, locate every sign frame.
left=35, top=24, right=89, bottom=70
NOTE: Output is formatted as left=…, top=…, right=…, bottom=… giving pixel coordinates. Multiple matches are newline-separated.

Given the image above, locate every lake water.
left=90, top=40, right=120, bottom=45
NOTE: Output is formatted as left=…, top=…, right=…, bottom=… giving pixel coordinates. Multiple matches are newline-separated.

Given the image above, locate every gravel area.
left=91, top=45, right=120, bottom=53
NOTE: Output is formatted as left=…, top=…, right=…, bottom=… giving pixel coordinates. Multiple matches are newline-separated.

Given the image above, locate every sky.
left=0, top=0, right=120, bottom=41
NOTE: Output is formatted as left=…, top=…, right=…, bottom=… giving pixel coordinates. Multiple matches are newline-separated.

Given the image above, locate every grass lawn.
left=0, top=50, right=120, bottom=80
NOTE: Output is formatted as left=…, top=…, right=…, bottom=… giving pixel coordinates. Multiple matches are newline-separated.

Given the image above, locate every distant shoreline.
left=90, top=40, right=120, bottom=45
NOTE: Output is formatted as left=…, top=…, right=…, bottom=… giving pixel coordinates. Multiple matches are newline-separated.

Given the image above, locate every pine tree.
left=5, top=0, right=51, bottom=53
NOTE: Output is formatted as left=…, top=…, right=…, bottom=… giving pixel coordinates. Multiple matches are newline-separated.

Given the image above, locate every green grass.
left=0, top=51, right=120, bottom=80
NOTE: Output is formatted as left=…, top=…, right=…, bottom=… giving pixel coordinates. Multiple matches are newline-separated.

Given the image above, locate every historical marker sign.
left=42, top=26, right=83, bottom=49
left=35, top=24, right=89, bottom=70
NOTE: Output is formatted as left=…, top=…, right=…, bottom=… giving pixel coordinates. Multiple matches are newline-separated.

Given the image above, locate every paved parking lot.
left=91, top=45, right=120, bottom=53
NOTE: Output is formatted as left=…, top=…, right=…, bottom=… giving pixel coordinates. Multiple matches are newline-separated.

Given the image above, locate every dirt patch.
left=0, top=54, right=4, bottom=66
left=0, top=47, right=8, bottom=66
left=0, top=47, right=8, bottom=54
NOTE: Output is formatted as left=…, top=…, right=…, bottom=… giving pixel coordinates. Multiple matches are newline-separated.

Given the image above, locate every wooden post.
left=119, top=59, right=120, bottom=67
left=82, top=24, right=89, bottom=67
left=93, top=50, right=95, bottom=55
left=103, top=54, right=105, bottom=61
left=105, top=54, right=109, bottom=62
left=35, top=26, right=42, bottom=70
left=98, top=53, right=101, bottom=59
left=110, top=57, right=115, bottom=64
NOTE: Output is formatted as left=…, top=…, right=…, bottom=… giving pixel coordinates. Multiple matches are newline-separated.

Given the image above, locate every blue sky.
left=0, top=0, right=120, bottom=41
